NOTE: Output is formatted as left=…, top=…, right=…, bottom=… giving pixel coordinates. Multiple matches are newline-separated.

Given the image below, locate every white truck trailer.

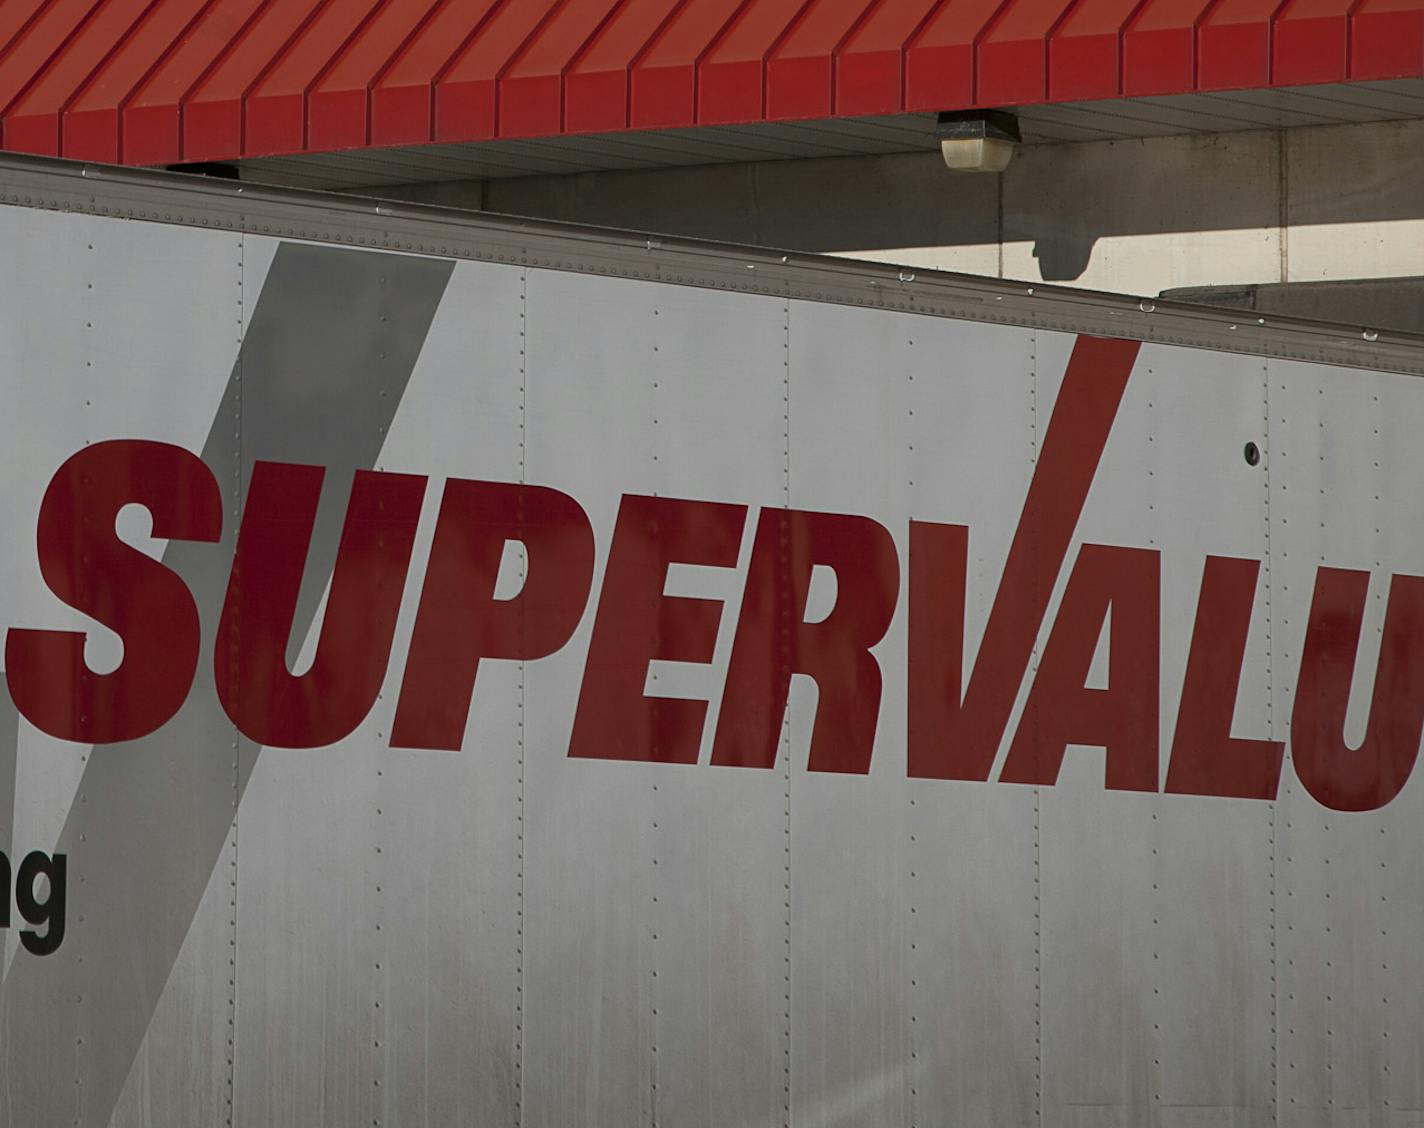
left=0, top=154, right=1421, bottom=1128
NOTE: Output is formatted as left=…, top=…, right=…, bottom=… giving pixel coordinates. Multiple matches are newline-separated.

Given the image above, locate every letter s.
left=6, top=440, right=222, bottom=744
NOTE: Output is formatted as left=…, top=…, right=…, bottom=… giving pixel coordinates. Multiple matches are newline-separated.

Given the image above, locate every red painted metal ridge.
left=3, top=0, right=1424, bottom=164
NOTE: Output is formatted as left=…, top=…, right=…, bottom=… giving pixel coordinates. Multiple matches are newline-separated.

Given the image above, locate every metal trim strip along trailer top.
left=1, top=151, right=1422, bottom=378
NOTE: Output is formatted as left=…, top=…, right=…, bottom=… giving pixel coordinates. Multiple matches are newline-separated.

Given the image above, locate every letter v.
left=908, top=335, right=1141, bottom=780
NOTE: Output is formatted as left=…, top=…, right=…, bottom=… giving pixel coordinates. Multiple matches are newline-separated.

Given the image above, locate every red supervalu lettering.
left=711, top=507, right=899, bottom=774
left=1164, top=556, right=1283, bottom=800
left=999, top=544, right=1160, bottom=793
left=395, top=479, right=594, bottom=751
left=570, top=494, right=745, bottom=765
left=10, top=336, right=1424, bottom=814
left=907, top=334, right=1140, bottom=782
left=214, top=462, right=425, bottom=749
left=6, top=440, right=222, bottom=744
left=1291, top=569, right=1424, bottom=812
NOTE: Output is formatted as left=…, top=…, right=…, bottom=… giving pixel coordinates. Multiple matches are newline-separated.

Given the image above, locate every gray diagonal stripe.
left=0, top=242, right=454, bottom=1127
left=0, top=675, right=14, bottom=969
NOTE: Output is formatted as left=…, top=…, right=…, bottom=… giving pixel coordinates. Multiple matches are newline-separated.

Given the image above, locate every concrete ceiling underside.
left=228, top=79, right=1424, bottom=192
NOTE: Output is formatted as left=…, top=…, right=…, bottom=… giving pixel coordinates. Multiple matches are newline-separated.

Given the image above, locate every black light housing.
left=934, top=110, right=1022, bottom=172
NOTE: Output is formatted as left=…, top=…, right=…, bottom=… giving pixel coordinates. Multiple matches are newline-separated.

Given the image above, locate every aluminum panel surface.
left=1032, top=328, right=1161, bottom=1128
left=1136, top=344, right=1275, bottom=1128
left=520, top=269, right=657, bottom=1128
left=1264, top=358, right=1424, bottom=1125
left=371, top=259, right=529, bottom=1127
left=787, top=300, right=914, bottom=1128
left=2, top=183, right=1424, bottom=1128
left=224, top=241, right=456, bottom=1128
left=0, top=207, right=242, bottom=1128
left=1367, top=374, right=1424, bottom=1118
left=638, top=285, right=790, bottom=1128
left=904, top=315, right=1042, bottom=1128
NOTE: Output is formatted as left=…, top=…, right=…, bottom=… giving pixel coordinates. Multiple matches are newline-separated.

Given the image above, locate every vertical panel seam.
left=1372, top=383, right=1387, bottom=1115
left=782, top=294, right=792, bottom=1128
left=516, top=264, right=528, bottom=1128
left=1147, top=370, right=1160, bottom=1121
left=1270, top=357, right=1281, bottom=1122
left=228, top=227, right=244, bottom=1128
left=74, top=217, right=95, bottom=1128
left=907, top=322, right=919, bottom=1128
left=1029, top=329, right=1042, bottom=1128
left=372, top=267, right=390, bottom=1128
left=1318, top=383, right=1334, bottom=1120
left=650, top=283, right=662, bottom=1128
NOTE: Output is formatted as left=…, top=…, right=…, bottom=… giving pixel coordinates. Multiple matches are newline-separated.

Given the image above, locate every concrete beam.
left=366, top=118, right=1424, bottom=299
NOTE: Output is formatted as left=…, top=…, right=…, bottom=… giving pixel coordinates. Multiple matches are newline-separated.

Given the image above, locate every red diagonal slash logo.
left=909, top=334, right=1142, bottom=780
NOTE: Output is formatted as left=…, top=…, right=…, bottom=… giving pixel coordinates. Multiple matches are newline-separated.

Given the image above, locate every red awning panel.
left=2, top=0, right=1423, bottom=165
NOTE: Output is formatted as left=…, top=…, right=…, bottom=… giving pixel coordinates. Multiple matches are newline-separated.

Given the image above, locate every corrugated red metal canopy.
left=1, top=0, right=1422, bottom=166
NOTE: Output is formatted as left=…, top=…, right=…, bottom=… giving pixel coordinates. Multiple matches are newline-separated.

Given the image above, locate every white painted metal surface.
left=0, top=157, right=1420, bottom=1128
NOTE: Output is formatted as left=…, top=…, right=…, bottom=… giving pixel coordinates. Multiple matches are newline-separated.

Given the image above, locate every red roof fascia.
left=1272, top=0, right=1351, bottom=84
left=978, top=0, right=1079, bottom=106
left=63, top=0, right=213, bottom=162
left=244, top=0, right=387, bottom=157
left=370, top=0, right=496, bottom=147
left=435, top=0, right=566, bottom=141
left=305, top=0, right=446, bottom=151
left=0, top=0, right=109, bottom=152
left=1198, top=0, right=1290, bottom=91
left=834, top=0, right=944, bottom=115
left=5, top=0, right=158, bottom=158
left=904, top=0, right=1018, bottom=111
left=122, top=0, right=269, bottom=165
left=767, top=0, right=881, bottom=120
left=181, top=0, right=328, bottom=161
left=1049, top=0, right=1146, bottom=100
left=1352, top=0, right=1424, bottom=79
left=563, top=0, right=685, bottom=131
left=697, top=0, right=820, bottom=124
left=497, top=0, right=631, bottom=137
left=6, top=0, right=1424, bottom=166
left=629, top=0, right=752, bottom=129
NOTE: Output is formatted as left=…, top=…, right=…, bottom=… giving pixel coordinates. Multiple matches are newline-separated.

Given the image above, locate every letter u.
left=215, top=461, right=425, bottom=748
left=1292, top=568, right=1424, bottom=812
